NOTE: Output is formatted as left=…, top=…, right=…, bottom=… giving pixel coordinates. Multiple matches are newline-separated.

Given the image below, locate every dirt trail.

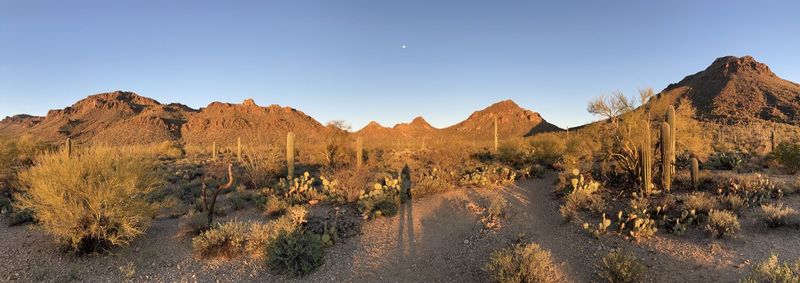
left=2, top=174, right=791, bottom=282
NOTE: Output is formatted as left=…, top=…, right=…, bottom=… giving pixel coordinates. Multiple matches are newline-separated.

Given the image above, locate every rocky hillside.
left=658, top=55, right=800, bottom=125
left=443, top=100, right=562, bottom=138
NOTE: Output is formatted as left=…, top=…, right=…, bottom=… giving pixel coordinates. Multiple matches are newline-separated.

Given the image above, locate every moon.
left=402, top=44, right=406, bottom=49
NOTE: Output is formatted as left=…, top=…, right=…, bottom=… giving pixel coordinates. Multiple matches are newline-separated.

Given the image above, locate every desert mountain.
left=0, top=91, right=192, bottom=145
left=443, top=100, right=562, bottom=138
left=180, top=98, right=327, bottom=146
left=658, top=55, right=800, bottom=125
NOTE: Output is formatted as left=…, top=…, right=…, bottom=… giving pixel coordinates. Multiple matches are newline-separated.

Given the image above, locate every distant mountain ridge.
left=0, top=92, right=560, bottom=145
left=658, top=55, right=800, bottom=125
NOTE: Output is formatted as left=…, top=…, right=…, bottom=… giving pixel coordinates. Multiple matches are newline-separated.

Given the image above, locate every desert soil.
left=1, top=173, right=798, bottom=282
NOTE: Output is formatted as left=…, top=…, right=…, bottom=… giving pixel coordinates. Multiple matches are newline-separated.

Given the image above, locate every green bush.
left=598, top=250, right=646, bottom=283
left=485, top=242, right=565, bottom=283
left=192, top=220, right=248, bottom=259
left=773, top=142, right=800, bottom=174
left=742, top=254, right=800, bottom=283
left=267, top=230, right=325, bottom=277
left=15, top=147, right=160, bottom=253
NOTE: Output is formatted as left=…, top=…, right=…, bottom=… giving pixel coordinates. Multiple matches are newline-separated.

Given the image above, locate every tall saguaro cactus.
left=640, top=120, right=652, bottom=195
left=690, top=157, right=699, bottom=190
left=661, top=122, right=672, bottom=193
left=65, top=138, right=72, bottom=158
left=212, top=142, right=217, bottom=160
left=494, top=116, right=499, bottom=153
left=237, top=137, right=242, bottom=162
left=770, top=129, right=776, bottom=152
left=666, top=105, right=676, bottom=174
left=287, top=132, right=295, bottom=178
left=356, top=137, right=364, bottom=168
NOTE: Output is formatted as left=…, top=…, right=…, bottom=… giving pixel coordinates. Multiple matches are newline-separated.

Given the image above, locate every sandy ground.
left=1, top=174, right=798, bottom=282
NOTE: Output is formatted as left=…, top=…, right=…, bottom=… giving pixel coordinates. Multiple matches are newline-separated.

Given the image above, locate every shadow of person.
left=397, top=165, right=416, bottom=260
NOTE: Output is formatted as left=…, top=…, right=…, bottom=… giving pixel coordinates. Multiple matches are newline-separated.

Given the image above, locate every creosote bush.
left=772, top=142, right=800, bottom=174
left=15, top=147, right=160, bottom=253
left=598, top=249, right=646, bottom=283
left=485, top=242, right=565, bottom=283
left=267, top=230, right=325, bottom=278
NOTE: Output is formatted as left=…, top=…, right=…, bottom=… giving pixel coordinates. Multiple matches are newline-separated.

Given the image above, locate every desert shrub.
left=683, top=192, right=718, bottom=215
left=773, top=142, right=800, bottom=174
left=727, top=174, right=781, bottom=205
left=266, top=230, right=325, bottom=277
left=193, top=206, right=306, bottom=259
left=488, top=196, right=509, bottom=220
left=263, top=195, right=289, bottom=216
left=176, top=212, right=209, bottom=237
left=708, top=151, right=744, bottom=170
left=324, top=167, right=371, bottom=203
left=412, top=167, right=458, bottom=198
left=598, top=249, right=646, bottom=283
left=242, top=146, right=284, bottom=189
left=485, top=242, right=565, bottom=283
left=460, top=164, right=518, bottom=188
left=720, top=194, right=747, bottom=213
left=742, top=254, right=800, bottom=283
left=0, top=136, right=55, bottom=220
left=705, top=210, right=740, bottom=239
left=358, top=177, right=402, bottom=218
left=15, top=147, right=160, bottom=253
left=192, top=220, right=249, bottom=259
left=497, top=141, right=535, bottom=168
left=760, top=203, right=797, bottom=228
left=529, top=134, right=566, bottom=168
left=155, top=141, right=185, bottom=159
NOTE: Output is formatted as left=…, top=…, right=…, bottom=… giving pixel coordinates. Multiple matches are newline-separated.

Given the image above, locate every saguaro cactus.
left=237, top=136, right=242, bottom=162
left=65, top=138, right=72, bottom=158
left=661, top=122, right=672, bottom=193
left=640, top=120, right=652, bottom=195
left=690, top=157, right=699, bottom=190
left=287, top=132, right=295, bottom=178
left=770, top=129, right=776, bottom=152
left=212, top=142, right=217, bottom=160
left=494, top=116, right=499, bottom=153
left=356, top=137, right=364, bottom=168
left=666, top=105, right=676, bottom=174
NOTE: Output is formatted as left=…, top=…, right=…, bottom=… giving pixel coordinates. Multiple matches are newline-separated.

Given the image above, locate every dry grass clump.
left=742, top=254, right=800, bottom=283
left=705, top=210, right=740, bottom=239
left=598, top=249, right=646, bottom=283
left=485, top=242, right=565, bottom=283
left=15, top=147, right=160, bottom=253
left=488, top=196, right=509, bottom=220
left=192, top=205, right=307, bottom=260
left=683, top=192, right=718, bottom=214
left=760, top=203, right=797, bottom=228
left=720, top=194, right=747, bottom=213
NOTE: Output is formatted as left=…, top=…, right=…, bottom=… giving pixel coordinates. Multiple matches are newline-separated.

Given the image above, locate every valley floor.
left=2, top=174, right=798, bottom=282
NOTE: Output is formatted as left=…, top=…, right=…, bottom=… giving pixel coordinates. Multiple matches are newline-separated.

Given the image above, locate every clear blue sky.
left=1, top=1, right=798, bottom=129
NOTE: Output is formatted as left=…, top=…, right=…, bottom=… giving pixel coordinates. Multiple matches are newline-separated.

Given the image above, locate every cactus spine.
left=661, top=122, right=672, bottom=193
left=287, top=132, right=295, bottom=178
left=640, top=120, right=652, bottom=195
left=690, top=157, right=699, bottom=190
left=356, top=137, right=364, bottom=168
left=666, top=105, right=676, bottom=174
left=212, top=142, right=217, bottom=160
left=65, top=138, right=72, bottom=158
left=494, top=115, right=499, bottom=153
left=237, top=136, right=242, bottom=162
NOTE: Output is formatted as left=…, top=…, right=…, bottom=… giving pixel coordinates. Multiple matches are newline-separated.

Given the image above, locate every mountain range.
left=1, top=55, right=798, bottom=146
